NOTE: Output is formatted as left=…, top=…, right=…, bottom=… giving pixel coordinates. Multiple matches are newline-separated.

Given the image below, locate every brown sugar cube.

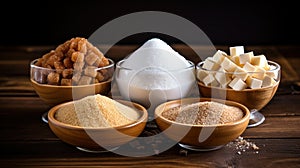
left=63, top=57, right=73, bottom=69
left=84, top=66, right=97, bottom=77
left=77, top=38, right=87, bottom=54
left=94, top=57, right=101, bottom=67
left=90, top=78, right=96, bottom=84
left=90, top=46, right=104, bottom=57
left=47, top=72, right=60, bottom=85
left=62, top=69, right=73, bottom=78
left=55, top=50, right=64, bottom=58
left=66, top=48, right=75, bottom=58
left=55, top=43, right=69, bottom=54
left=71, top=52, right=84, bottom=62
left=73, top=62, right=85, bottom=72
left=96, top=72, right=105, bottom=82
left=54, top=61, right=65, bottom=73
left=69, top=39, right=78, bottom=51
left=86, top=41, right=93, bottom=50
left=61, top=78, right=72, bottom=86
left=32, top=68, right=48, bottom=84
left=98, top=57, right=110, bottom=67
left=45, top=65, right=52, bottom=69
left=46, top=54, right=62, bottom=68
left=78, top=76, right=92, bottom=85
left=100, top=69, right=108, bottom=75
left=72, top=73, right=82, bottom=84
left=40, top=52, right=52, bottom=64
left=85, top=53, right=99, bottom=66
left=104, top=69, right=113, bottom=81
left=34, top=58, right=43, bottom=67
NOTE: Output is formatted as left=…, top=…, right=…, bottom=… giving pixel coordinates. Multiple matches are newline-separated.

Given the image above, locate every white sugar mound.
left=117, top=38, right=196, bottom=108
left=122, top=38, right=191, bottom=70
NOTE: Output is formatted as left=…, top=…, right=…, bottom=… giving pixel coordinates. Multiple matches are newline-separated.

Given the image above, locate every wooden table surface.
left=0, top=45, right=300, bottom=168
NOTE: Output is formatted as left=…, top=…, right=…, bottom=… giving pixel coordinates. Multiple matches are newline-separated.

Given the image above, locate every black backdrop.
left=1, top=0, right=299, bottom=46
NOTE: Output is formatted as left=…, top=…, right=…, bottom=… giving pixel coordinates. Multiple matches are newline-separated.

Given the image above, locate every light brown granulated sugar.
left=162, top=101, right=244, bottom=125
left=55, top=103, right=80, bottom=126
left=55, top=94, right=139, bottom=128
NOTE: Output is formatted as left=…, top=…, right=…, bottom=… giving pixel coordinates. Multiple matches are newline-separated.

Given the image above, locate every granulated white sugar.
left=55, top=94, right=140, bottom=127
left=122, top=38, right=191, bottom=70
left=130, top=67, right=179, bottom=90
left=116, top=38, right=196, bottom=108
left=162, top=101, right=244, bottom=125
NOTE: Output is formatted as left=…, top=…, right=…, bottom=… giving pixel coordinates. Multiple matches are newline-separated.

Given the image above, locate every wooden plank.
left=261, top=93, right=300, bottom=116
left=0, top=139, right=299, bottom=167
left=242, top=116, right=300, bottom=138
left=0, top=76, right=35, bottom=94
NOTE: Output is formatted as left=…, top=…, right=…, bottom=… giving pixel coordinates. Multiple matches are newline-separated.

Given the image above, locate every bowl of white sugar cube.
left=196, top=46, right=281, bottom=127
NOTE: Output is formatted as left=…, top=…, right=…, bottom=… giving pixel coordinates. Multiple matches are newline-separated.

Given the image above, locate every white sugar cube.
left=266, top=65, right=279, bottom=79
left=220, top=57, right=238, bottom=72
left=243, top=62, right=256, bottom=72
left=239, top=51, right=254, bottom=65
left=229, top=55, right=242, bottom=67
left=233, top=66, right=249, bottom=81
left=215, top=70, right=231, bottom=86
left=202, top=73, right=216, bottom=86
left=210, top=79, right=220, bottom=87
left=202, top=57, right=220, bottom=71
left=246, top=76, right=263, bottom=89
left=252, top=66, right=266, bottom=80
left=220, top=82, right=230, bottom=88
left=229, top=46, right=244, bottom=56
left=264, top=61, right=271, bottom=70
left=212, top=50, right=227, bottom=64
left=197, top=69, right=209, bottom=81
left=229, top=78, right=247, bottom=91
left=262, top=75, right=276, bottom=88
left=251, top=55, right=267, bottom=68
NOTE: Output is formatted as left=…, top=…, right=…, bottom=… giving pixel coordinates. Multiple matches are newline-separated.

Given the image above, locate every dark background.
left=0, top=0, right=299, bottom=46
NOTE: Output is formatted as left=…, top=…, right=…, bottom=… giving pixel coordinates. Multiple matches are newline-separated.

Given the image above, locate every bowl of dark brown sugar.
left=154, top=97, right=250, bottom=151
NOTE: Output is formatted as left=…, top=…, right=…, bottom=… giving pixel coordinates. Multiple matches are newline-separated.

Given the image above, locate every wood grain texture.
left=1, top=139, right=299, bottom=167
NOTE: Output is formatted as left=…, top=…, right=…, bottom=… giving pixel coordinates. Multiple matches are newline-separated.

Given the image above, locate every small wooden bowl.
left=30, top=58, right=114, bottom=107
left=30, top=78, right=112, bottom=106
left=48, top=100, right=148, bottom=152
left=196, top=60, right=281, bottom=111
left=198, top=81, right=279, bottom=110
left=155, top=97, right=250, bottom=151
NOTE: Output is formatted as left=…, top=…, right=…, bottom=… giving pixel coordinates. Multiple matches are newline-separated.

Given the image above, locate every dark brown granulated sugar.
left=162, top=101, right=244, bottom=125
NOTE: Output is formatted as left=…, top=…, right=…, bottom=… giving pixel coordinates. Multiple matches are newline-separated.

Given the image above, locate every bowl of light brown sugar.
left=47, top=94, right=148, bottom=153
left=154, top=97, right=250, bottom=151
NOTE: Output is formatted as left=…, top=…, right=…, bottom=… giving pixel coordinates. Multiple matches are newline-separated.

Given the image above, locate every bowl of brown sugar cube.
left=30, top=37, right=114, bottom=110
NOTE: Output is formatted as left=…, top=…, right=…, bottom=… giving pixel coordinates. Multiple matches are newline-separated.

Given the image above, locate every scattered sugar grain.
left=226, top=136, right=260, bottom=155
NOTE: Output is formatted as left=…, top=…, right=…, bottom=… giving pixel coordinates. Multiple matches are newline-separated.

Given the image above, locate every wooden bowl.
left=154, top=97, right=250, bottom=151
left=30, top=58, right=114, bottom=107
left=196, top=60, right=281, bottom=111
left=48, top=100, right=148, bottom=152
left=30, top=78, right=112, bottom=106
left=197, top=82, right=279, bottom=110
